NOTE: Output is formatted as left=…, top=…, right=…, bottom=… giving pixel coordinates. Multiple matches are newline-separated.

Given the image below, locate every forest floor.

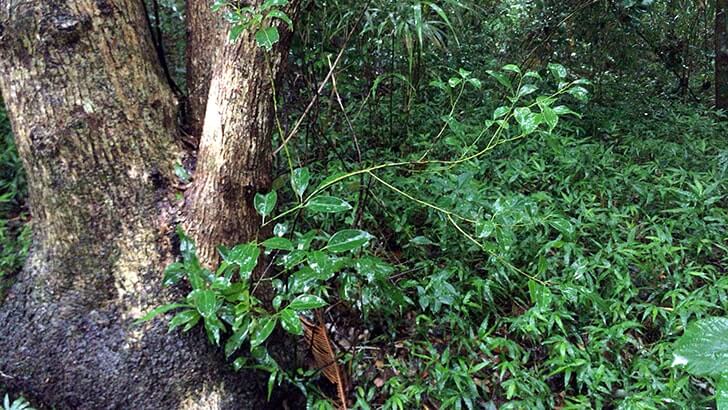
left=2, top=91, right=728, bottom=409
left=317, top=92, right=728, bottom=409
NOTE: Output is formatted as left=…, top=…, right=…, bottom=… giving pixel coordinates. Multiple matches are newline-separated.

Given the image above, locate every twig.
left=273, top=0, right=372, bottom=156
left=328, top=56, right=362, bottom=163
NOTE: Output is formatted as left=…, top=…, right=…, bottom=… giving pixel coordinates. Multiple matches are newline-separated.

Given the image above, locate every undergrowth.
left=331, top=95, right=728, bottom=409
left=149, top=62, right=728, bottom=407
left=0, top=103, right=29, bottom=291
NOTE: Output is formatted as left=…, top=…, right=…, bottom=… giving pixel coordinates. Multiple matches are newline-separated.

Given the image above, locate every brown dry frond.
left=301, top=312, right=348, bottom=410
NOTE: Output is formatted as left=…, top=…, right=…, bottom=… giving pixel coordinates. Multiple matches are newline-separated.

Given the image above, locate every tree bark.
left=717, top=0, right=728, bottom=110
left=0, top=1, right=278, bottom=408
left=185, top=0, right=299, bottom=268
left=186, top=0, right=225, bottom=140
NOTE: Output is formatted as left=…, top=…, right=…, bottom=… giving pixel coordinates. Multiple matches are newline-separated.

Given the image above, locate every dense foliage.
left=2, top=0, right=728, bottom=408
left=0, top=102, right=29, bottom=296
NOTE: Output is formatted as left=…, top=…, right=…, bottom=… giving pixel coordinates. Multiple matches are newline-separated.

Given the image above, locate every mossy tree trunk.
left=717, top=0, right=728, bottom=110
left=0, top=0, right=298, bottom=408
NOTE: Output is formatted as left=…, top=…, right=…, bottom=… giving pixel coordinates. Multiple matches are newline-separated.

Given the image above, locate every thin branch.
left=328, top=56, right=362, bottom=163
left=272, top=0, right=372, bottom=156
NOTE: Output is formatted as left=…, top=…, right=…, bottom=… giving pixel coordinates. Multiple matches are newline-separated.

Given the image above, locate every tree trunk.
left=717, top=0, right=728, bottom=110
left=0, top=1, right=279, bottom=408
left=185, top=1, right=298, bottom=268
left=186, top=0, right=225, bottom=140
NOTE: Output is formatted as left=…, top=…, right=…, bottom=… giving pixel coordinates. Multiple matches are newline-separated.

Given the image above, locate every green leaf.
left=134, top=303, right=189, bottom=324
left=718, top=375, right=728, bottom=410
left=174, top=163, right=190, bottom=183
left=486, top=70, right=512, bottom=90
left=250, top=316, right=277, bottom=348
left=190, top=289, right=219, bottom=318
left=280, top=309, right=304, bottom=335
left=168, top=309, right=200, bottom=332
left=430, top=79, right=447, bottom=91
left=262, top=237, right=293, bottom=251
left=548, top=217, right=574, bottom=237
left=177, top=227, right=197, bottom=262
left=307, top=251, right=333, bottom=276
left=272, top=295, right=283, bottom=311
left=3, top=394, right=32, bottom=410
left=287, top=267, right=320, bottom=294
left=255, top=26, right=280, bottom=51
left=224, top=243, right=260, bottom=280
left=410, top=236, right=435, bottom=246
left=514, top=107, right=540, bottom=134
left=187, top=268, right=206, bottom=290
left=355, top=256, right=393, bottom=283
left=528, top=280, right=552, bottom=308
left=291, top=167, right=310, bottom=199
left=163, top=262, right=186, bottom=286
left=567, top=86, right=589, bottom=102
left=267, top=370, right=278, bottom=401
left=541, top=106, right=558, bottom=131
left=225, top=316, right=251, bottom=357
left=229, top=24, right=245, bottom=42
left=536, top=95, right=556, bottom=108
left=413, top=3, right=424, bottom=48
left=476, top=220, right=495, bottom=239
left=517, top=84, right=538, bottom=98
left=673, top=317, right=728, bottom=376
left=502, top=64, right=521, bottom=74
left=261, top=0, right=288, bottom=11
left=548, top=63, right=567, bottom=79
left=306, top=196, right=353, bottom=214
left=266, top=10, right=293, bottom=29
left=289, top=294, right=327, bottom=311
left=553, top=105, right=581, bottom=118
left=254, top=191, right=277, bottom=218
left=493, top=106, right=509, bottom=119
left=326, top=229, right=373, bottom=253
left=232, top=357, right=248, bottom=371
left=426, top=2, right=459, bottom=46
left=204, top=315, right=224, bottom=345
left=524, top=71, right=542, bottom=80
left=282, top=250, right=308, bottom=270
left=273, top=223, right=288, bottom=237
left=211, top=0, right=227, bottom=12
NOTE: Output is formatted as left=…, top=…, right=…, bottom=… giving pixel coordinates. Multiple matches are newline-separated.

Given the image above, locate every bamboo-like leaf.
left=424, top=2, right=459, bottom=46
left=413, top=3, right=424, bottom=48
